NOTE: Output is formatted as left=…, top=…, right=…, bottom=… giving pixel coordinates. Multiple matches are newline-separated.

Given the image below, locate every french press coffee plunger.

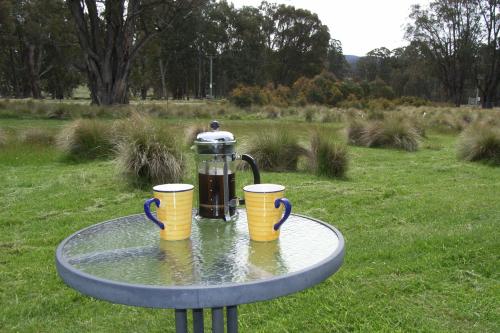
left=194, top=120, right=260, bottom=221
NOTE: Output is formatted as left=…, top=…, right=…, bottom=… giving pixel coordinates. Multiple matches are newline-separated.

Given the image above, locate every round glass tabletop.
left=56, top=209, right=344, bottom=309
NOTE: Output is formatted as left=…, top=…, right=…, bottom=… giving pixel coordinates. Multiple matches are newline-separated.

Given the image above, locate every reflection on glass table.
left=56, top=209, right=344, bottom=333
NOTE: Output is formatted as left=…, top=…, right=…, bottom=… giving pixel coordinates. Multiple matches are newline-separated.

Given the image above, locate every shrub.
left=309, top=132, right=349, bottom=178
left=229, top=85, right=268, bottom=107
left=338, top=80, right=364, bottom=99
left=269, top=84, right=292, bottom=106
left=366, top=98, right=396, bottom=111
left=397, top=96, right=429, bottom=107
left=457, top=122, right=500, bottom=165
left=306, top=72, right=339, bottom=105
left=292, top=72, right=344, bottom=106
left=20, top=128, right=55, bottom=146
left=291, top=76, right=310, bottom=106
left=116, top=114, right=185, bottom=186
left=242, top=129, right=306, bottom=172
left=368, top=79, right=395, bottom=99
left=57, top=119, right=114, bottom=159
left=338, top=96, right=365, bottom=110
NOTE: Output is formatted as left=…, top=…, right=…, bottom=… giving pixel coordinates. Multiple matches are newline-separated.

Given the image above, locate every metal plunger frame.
left=194, top=121, right=261, bottom=220
left=223, top=156, right=230, bottom=221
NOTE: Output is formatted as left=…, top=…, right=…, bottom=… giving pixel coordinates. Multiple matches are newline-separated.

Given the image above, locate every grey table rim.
left=55, top=213, right=345, bottom=309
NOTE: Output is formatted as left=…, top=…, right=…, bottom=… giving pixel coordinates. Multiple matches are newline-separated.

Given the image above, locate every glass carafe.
left=194, top=121, right=260, bottom=221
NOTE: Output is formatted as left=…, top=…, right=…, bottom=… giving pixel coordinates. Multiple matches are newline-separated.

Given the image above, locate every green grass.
left=0, top=117, right=499, bottom=332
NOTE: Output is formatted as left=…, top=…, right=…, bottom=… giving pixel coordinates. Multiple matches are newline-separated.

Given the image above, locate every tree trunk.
left=159, top=59, right=167, bottom=99
left=481, top=89, right=496, bottom=108
left=67, top=0, right=190, bottom=105
left=27, top=44, right=42, bottom=99
left=8, top=48, right=20, bottom=98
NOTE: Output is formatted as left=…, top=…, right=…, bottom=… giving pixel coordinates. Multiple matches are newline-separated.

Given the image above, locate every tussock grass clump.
left=319, top=108, right=344, bottom=123
left=243, top=129, right=306, bottom=172
left=428, top=111, right=467, bottom=132
left=304, top=107, right=315, bottom=122
left=184, top=124, right=208, bottom=146
left=346, top=119, right=366, bottom=145
left=46, top=105, right=71, bottom=119
left=57, top=119, right=114, bottom=159
left=361, top=117, right=421, bottom=151
left=262, top=105, right=281, bottom=119
left=20, top=128, right=55, bottom=146
left=457, top=122, right=500, bottom=165
left=309, top=132, right=348, bottom=178
left=347, top=117, right=421, bottom=151
left=116, top=114, right=185, bottom=187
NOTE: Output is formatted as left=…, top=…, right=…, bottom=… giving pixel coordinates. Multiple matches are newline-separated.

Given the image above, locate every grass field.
left=0, top=113, right=499, bottom=332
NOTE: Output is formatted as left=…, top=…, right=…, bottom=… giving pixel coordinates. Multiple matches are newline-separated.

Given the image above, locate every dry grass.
left=19, top=128, right=55, bottom=146
left=457, top=122, right=500, bottom=165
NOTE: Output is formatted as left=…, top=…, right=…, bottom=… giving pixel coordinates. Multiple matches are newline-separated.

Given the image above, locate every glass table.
left=56, top=209, right=344, bottom=332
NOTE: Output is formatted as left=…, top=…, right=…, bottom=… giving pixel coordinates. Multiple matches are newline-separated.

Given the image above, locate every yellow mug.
left=144, top=184, right=194, bottom=241
left=243, top=184, right=292, bottom=242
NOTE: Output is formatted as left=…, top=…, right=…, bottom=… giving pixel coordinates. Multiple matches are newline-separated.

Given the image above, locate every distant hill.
left=344, top=55, right=360, bottom=65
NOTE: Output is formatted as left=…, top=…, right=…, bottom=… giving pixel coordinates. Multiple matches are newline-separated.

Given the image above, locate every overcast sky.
left=228, top=0, right=431, bottom=56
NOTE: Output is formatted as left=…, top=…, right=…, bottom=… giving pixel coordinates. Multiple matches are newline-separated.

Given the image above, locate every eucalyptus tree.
left=261, top=3, right=330, bottom=86
left=474, top=0, right=500, bottom=108
left=390, top=43, right=441, bottom=99
left=327, top=39, right=350, bottom=80
left=0, top=0, right=79, bottom=98
left=406, top=0, right=481, bottom=106
left=356, top=47, right=393, bottom=83
left=66, top=0, right=200, bottom=105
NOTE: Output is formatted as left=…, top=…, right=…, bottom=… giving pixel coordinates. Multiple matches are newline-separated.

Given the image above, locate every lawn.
left=0, top=116, right=499, bottom=332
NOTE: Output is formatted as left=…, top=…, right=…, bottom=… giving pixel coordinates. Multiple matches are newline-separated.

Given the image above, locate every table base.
left=175, top=306, right=238, bottom=333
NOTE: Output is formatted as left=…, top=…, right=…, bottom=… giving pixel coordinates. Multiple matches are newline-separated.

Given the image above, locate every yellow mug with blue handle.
left=144, top=184, right=194, bottom=241
left=243, top=184, right=292, bottom=242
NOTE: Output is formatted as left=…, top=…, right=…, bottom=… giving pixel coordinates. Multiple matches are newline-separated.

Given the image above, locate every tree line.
left=0, top=0, right=498, bottom=108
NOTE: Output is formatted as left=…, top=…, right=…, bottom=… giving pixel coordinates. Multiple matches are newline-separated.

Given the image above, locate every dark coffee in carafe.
left=198, top=172, right=236, bottom=218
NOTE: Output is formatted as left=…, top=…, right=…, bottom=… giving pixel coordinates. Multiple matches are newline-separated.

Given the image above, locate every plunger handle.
left=241, top=154, right=261, bottom=184
left=239, top=154, right=261, bottom=205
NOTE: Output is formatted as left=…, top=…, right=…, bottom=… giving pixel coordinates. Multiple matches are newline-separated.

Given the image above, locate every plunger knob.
left=210, top=120, right=220, bottom=131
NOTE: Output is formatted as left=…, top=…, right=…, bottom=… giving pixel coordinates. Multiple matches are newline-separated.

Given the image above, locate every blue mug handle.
left=273, top=198, right=292, bottom=231
left=144, top=198, right=165, bottom=230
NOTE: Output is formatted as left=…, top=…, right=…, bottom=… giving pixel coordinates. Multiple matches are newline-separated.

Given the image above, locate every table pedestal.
left=175, top=306, right=238, bottom=333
